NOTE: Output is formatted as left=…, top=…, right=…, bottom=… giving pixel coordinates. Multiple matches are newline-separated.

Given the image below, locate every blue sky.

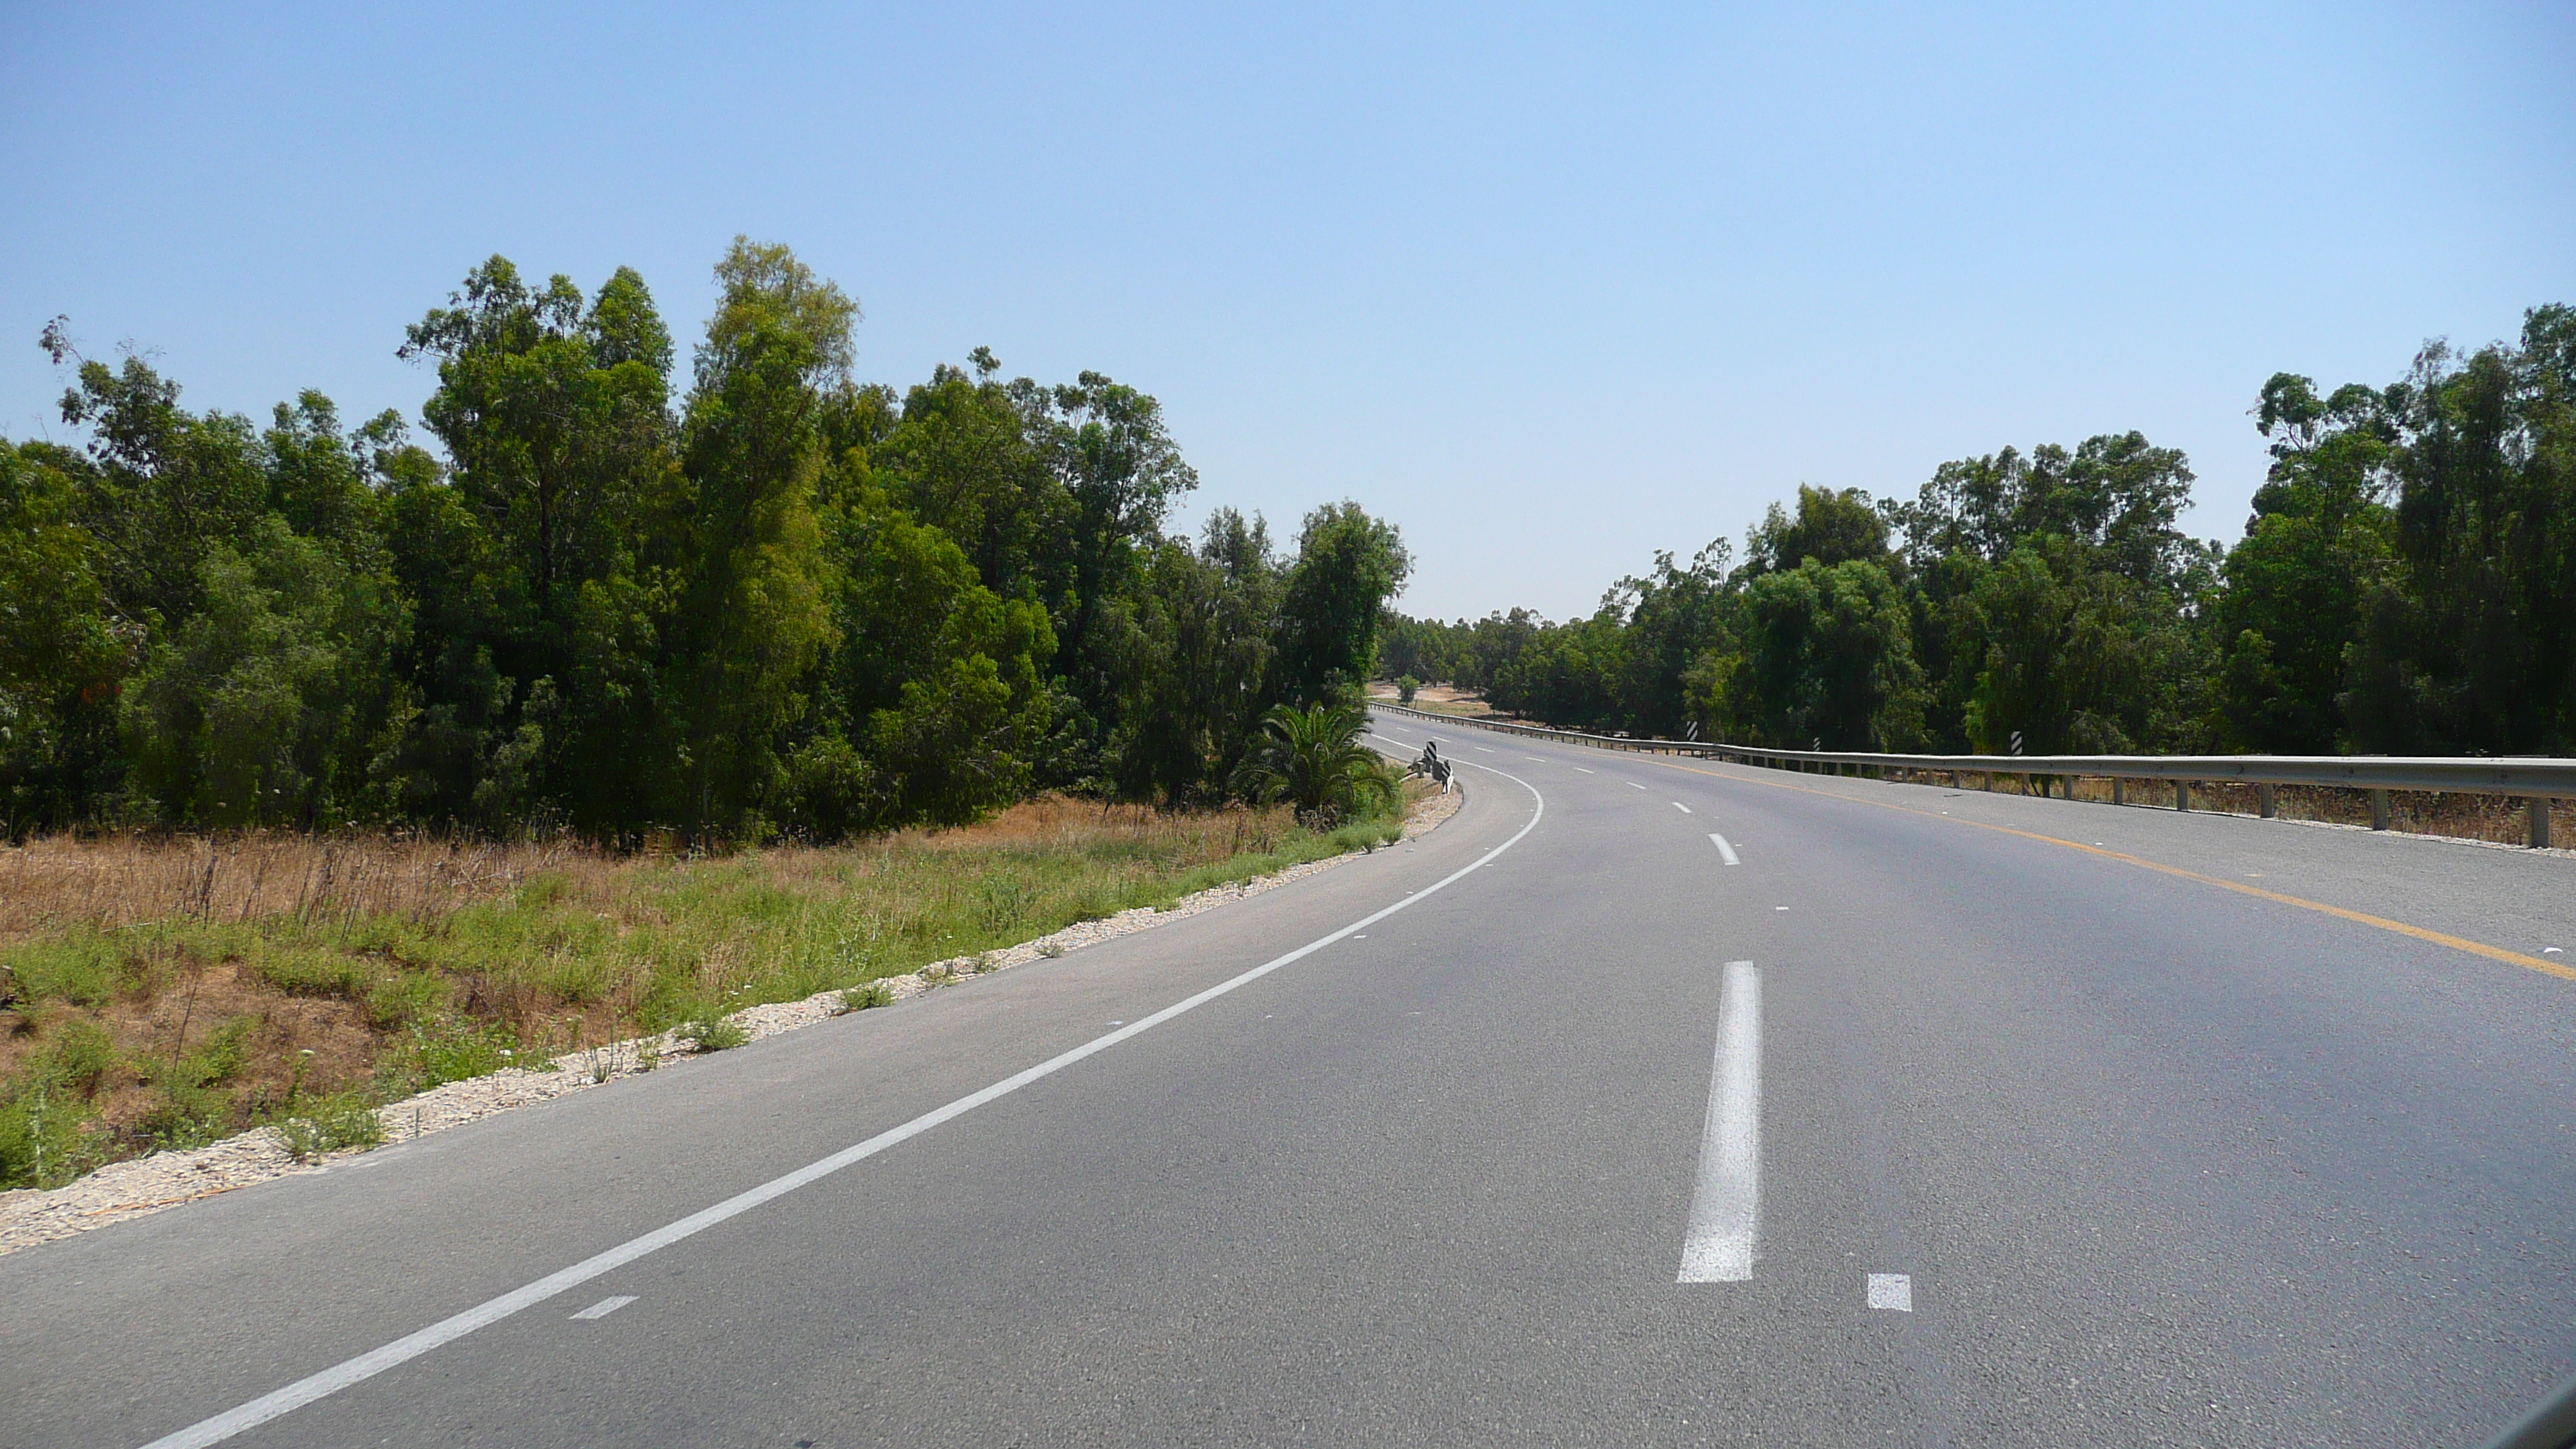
left=2, top=2, right=2569, bottom=621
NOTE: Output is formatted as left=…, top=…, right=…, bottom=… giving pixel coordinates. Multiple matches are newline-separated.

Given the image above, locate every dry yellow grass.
left=0, top=794, right=1411, bottom=1189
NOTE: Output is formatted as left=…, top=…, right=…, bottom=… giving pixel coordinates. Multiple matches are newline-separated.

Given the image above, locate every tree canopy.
left=1385, top=304, right=2575, bottom=761
left=2, top=242, right=1411, bottom=840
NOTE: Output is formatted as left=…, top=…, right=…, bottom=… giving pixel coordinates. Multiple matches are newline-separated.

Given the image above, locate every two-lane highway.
left=4, top=709, right=2571, bottom=1447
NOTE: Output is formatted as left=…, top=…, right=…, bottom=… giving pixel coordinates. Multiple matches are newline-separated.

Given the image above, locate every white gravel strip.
left=0, top=786, right=1462, bottom=1257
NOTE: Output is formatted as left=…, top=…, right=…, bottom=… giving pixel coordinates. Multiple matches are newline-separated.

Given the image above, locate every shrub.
left=5, top=933, right=134, bottom=1007
left=838, top=980, right=899, bottom=1012
left=676, top=1015, right=748, bottom=1052
left=274, top=1091, right=383, bottom=1160
left=1233, top=701, right=1395, bottom=827
left=383, top=1015, right=522, bottom=1095
left=252, top=940, right=372, bottom=998
left=365, top=970, right=450, bottom=1029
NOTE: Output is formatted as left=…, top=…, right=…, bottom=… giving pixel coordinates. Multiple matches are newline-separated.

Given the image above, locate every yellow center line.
left=1635, top=752, right=2576, bottom=985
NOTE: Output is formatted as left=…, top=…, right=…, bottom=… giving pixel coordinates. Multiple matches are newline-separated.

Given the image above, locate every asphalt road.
left=6, top=709, right=2574, bottom=1447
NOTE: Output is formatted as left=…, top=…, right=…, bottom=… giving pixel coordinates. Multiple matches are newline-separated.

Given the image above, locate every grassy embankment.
left=0, top=792, right=1418, bottom=1190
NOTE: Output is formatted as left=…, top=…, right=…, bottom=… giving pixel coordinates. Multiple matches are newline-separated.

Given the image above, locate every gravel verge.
left=0, top=784, right=1462, bottom=1257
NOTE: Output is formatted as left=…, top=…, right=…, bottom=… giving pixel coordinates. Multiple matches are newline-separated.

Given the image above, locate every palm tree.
left=1233, top=701, right=1393, bottom=826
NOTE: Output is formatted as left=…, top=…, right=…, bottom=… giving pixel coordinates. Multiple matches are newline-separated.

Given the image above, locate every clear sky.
left=3, top=3, right=2569, bottom=622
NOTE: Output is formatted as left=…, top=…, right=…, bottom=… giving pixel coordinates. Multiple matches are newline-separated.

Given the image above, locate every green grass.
left=0, top=785, right=1423, bottom=1190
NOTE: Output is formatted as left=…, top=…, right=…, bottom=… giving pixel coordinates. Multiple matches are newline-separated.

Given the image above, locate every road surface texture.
left=5, top=707, right=2572, bottom=1447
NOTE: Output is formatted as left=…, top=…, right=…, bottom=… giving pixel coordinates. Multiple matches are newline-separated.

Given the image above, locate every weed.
left=383, top=1016, right=520, bottom=1096
left=1039, top=940, right=1067, bottom=959
left=273, top=1091, right=384, bottom=1161
left=252, top=939, right=373, bottom=999
left=4, top=932, right=135, bottom=1007
left=366, top=971, right=450, bottom=1029
left=676, top=1015, right=748, bottom=1052
left=838, top=980, right=899, bottom=1012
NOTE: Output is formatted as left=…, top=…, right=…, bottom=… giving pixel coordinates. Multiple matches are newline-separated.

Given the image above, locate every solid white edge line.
left=139, top=749, right=1547, bottom=1449
left=1708, top=833, right=1739, bottom=866
left=1677, top=961, right=1761, bottom=1283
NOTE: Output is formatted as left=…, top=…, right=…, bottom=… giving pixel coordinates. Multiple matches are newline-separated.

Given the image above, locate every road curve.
left=4, top=708, right=2572, bottom=1447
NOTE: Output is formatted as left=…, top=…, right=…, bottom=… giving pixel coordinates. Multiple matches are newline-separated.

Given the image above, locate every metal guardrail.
left=1372, top=702, right=2575, bottom=848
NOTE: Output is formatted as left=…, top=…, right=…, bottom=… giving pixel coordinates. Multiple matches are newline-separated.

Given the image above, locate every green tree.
left=393, top=258, right=680, bottom=829
left=665, top=239, right=847, bottom=836
left=868, top=353, right=1070, bottom=606
left=45, top=331, right=270, bottom=632
left=791, top=479, right=1055, bottom=834
left=120, top=518, right=409, bottom=827
left=2341, top=306, right=2576, bottom=753
left=1722, top=558, right=1920, bottom=749
left=1114, top=509, right=1283, bottom=802
left=2206, top=375, right=2396, bottom=751
left=1949, top=537, right=2197, bottom=755
left=1744, top=485, right=1889, bottom=575
left=1273, top=502, right=1410, bottom=706
left=0, top=442, right=126, bottom=831
left=1612, top=541, right=1732, bottom=736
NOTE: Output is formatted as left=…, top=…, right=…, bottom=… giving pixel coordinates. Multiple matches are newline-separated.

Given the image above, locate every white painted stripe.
left=1574, top=767, right=1594, bottom=774
left=569, top=1296, right=636, bottom=1321
left=1868, top=1273, right=1912, bottom=1311
left=1677, top=961, right=1761, bottom=1283
left=1708, top=834, right=1739, bottom=865
left=1474, top=746, right=1495, bottom=752
left=1526, top=757, right=1543, bottom=762
left=1626, top=781, right=1646, bottom=790
left=1672, top=801, right=1692, bottom=814
left=140, top=761, right=1550, bottom=1449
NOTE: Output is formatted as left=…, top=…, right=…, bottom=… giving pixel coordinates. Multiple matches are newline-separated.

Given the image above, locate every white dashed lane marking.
left=1868, top=1274, right=1913, bottom=1312
left=1677, top=962, right=1762, bottom=1283
left=570, top=1297, right=636, bottom=1321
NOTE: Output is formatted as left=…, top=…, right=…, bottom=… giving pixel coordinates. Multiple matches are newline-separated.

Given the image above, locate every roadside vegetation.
left=2, top=242, right=1410, bottom=845
left=0, top=238, right=1430, bottom=1194
left=0, top=774, right=1415, bottom=1191
left=1381, top=304, right=2576, bottom=761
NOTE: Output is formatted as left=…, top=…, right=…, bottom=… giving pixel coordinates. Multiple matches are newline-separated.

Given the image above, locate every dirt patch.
left=1371, top=683, right=1505, bottom=718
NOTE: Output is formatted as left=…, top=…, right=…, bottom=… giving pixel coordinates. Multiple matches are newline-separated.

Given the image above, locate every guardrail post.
left=2258, top=783, right=2276, bottom=818
left=2531, top=798, right=2552, bottom=849
left=2370, top=789, right=2390, bottom=831
left=2176, top=780, right=2191, bottom=812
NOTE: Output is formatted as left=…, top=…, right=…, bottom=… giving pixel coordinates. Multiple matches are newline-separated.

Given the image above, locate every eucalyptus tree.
left=394, top=258, right=680, bottom=828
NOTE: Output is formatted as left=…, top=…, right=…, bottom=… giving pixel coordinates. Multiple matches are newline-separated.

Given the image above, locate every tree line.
left=1382, top=304, right=2576, bottom=758
left=0, top=240, right=1410, bottom=840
